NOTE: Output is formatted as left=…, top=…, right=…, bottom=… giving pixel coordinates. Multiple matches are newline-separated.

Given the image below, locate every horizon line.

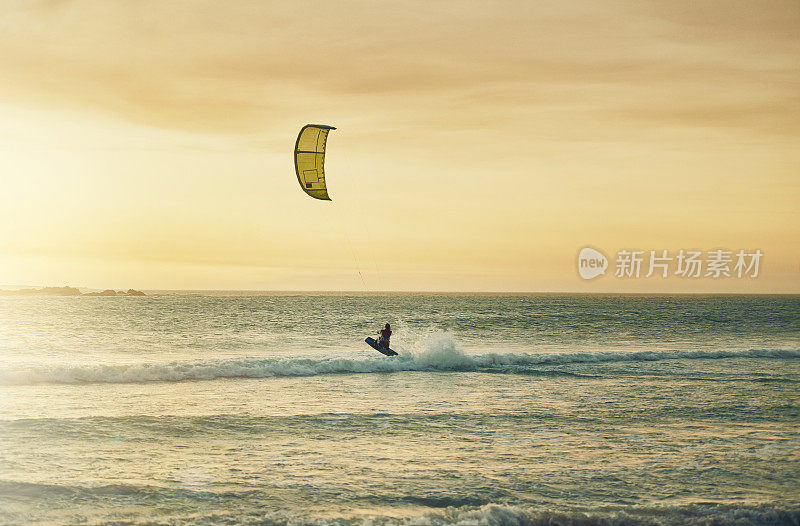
left=3, top=285, right=799, bottom=296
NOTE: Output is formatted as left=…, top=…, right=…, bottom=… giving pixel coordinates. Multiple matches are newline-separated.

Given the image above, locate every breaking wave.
left=0, top=482, right=796, bottom=526
left=394, top=503, right=800, bottom=526
left=2, top=334, right=797, bottom=386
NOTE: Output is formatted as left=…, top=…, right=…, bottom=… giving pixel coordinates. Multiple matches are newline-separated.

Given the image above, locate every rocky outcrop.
left=83, top=289, right=118, bottom=296
left=83, top=289, right=146, bottom=296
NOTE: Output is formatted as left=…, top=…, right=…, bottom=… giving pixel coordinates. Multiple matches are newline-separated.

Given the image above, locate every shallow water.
left=1, top=294, right=798, bottom=524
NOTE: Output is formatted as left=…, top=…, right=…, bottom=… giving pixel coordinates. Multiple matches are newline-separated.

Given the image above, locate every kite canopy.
left=294, top=124, right=336, bottom=200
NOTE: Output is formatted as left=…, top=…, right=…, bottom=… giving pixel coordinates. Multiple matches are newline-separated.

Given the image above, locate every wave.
left=2, top=336, right=798, bottom=386
left=0, top=483, right=796, bottom=526
left=0, top=480, right=232, bottom=500
left=391, top=503, right=800, bottom=526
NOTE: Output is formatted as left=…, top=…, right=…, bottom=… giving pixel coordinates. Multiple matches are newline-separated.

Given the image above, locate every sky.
left=0, top=0, right=798, bottom=292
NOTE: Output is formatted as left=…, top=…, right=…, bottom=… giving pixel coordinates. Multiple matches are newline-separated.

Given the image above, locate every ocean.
left=0, top=293, right=798, bottom=525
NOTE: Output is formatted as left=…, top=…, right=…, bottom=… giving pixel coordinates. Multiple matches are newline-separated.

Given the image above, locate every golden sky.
left=0, top=0, right=798, bottom=292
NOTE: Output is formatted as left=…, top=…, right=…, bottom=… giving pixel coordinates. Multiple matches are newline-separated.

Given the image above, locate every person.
left=377, top=323, right=392, bottom=349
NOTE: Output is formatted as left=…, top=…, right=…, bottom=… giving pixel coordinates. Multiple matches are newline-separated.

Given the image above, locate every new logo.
left=578, top=247, right=608, bottom=280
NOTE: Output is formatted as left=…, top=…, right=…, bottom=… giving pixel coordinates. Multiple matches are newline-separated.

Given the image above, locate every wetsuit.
left=378, top=328, right=392, bottom=348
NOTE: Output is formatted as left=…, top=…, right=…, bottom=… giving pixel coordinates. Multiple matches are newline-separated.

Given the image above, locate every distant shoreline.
left=0, top=286, right=145, bottom=297
left=1, top=287, right=798, bottom=297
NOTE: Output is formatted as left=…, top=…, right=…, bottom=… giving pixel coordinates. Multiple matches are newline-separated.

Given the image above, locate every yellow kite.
left=294, top=124, right=336, bottom=200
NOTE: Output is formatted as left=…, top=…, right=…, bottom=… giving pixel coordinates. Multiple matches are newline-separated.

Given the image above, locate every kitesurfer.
left=377, top=323, right=392, bottom=349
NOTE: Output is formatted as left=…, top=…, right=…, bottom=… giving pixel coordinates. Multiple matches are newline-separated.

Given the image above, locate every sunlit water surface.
left=1, top=294, right=798, bottom=524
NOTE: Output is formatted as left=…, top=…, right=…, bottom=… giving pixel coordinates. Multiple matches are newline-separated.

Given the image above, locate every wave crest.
left=406, top=503, right=800, bottom=526
left=1, top=334, right=797, bottom=386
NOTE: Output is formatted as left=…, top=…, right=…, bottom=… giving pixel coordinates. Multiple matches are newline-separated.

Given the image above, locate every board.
left=365, top=337, right=398, bottom=356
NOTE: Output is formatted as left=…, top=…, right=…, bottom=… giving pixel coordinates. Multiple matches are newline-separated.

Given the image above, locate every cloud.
left=0, top=0, right=797, bottom=140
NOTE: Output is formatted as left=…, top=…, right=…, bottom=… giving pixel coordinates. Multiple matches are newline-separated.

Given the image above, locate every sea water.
left=0, top=294, right=798, bottom=524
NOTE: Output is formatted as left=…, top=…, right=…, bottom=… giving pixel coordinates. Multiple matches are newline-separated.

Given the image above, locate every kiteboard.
left=365, top=337, right=398, bottom=356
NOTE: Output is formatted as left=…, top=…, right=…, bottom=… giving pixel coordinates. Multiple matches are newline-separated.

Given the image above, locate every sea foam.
left=1, top=332, right=797, bottom=386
